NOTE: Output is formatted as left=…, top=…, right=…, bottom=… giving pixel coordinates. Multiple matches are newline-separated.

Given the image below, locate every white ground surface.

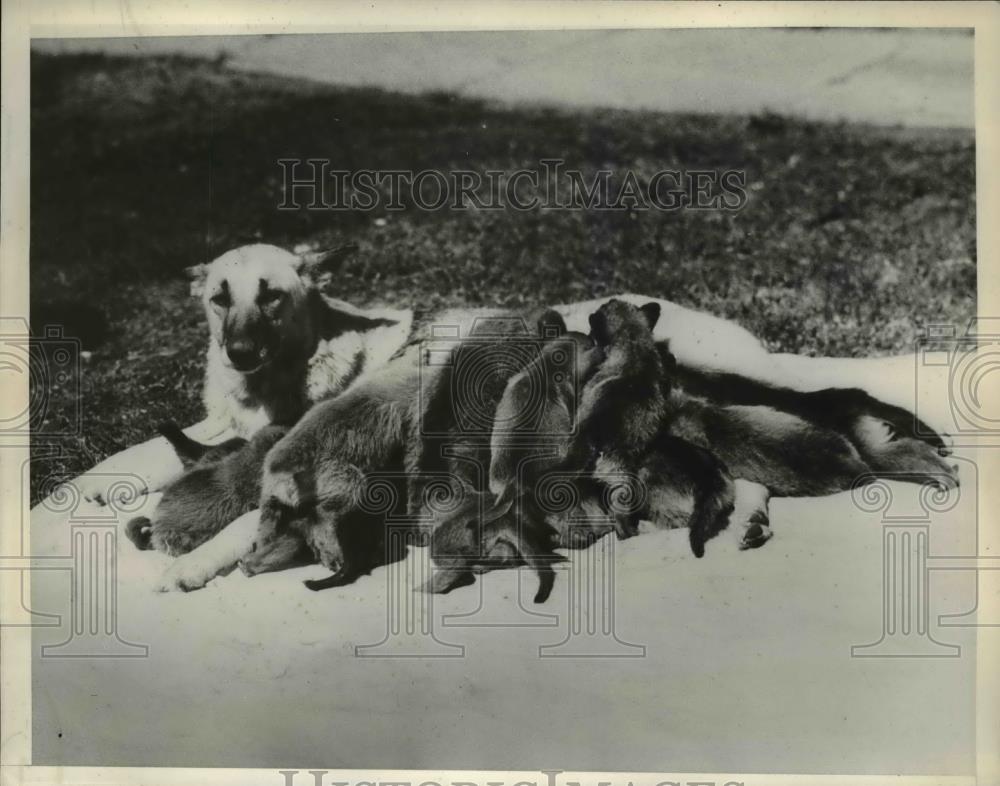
left=29, top=466, right=979, bottom=774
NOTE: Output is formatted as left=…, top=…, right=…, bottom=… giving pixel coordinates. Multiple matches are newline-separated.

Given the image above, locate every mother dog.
left=60, top=243, right=956, bottom=591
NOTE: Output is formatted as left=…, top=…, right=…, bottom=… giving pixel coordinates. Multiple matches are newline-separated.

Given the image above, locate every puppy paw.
left=739, top=521, right=774, bottom=550
left=154, top=558, right=211, bottom=593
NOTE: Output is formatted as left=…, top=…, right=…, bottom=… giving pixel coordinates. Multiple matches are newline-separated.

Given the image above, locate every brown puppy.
left=422, top=312, right=597, bottom=602
left=572, top=300, right=736, bottom=557
left=241, top=346, right=420, bottom=589
left=126, top=422, right=296, bottom=558
left=662, top=356, right=958, bottom=548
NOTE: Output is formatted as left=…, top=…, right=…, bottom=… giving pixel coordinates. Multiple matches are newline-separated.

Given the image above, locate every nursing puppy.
left=417, top=311, right=574, bottom=603
left=422, top=490, right=566, bottom=603
left=487, top=314, right=604, bottom=499
left=662, top=352, right=958, bottom=548
left=667, top=363, right=957, bottom=488
left=125, top=422, right=292, bottom=557
left=486, top=313, right=625, bottom=551
left=241, top=346, right=420, bottom=589
left=572, top=300, right=736, bottom=557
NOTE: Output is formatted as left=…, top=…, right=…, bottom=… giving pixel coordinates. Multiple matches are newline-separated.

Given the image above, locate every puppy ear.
left=639, top=302, right=661, bottom=331
left=535, top=308, right=567, bottom=339
left=185, top=264, right=208, bottom=299
left=297, top=243, right=359, bottom=280
left=588, top=310, right=609, bottom=345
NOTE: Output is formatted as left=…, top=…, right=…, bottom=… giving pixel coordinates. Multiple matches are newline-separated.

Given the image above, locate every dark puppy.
left=418, top=312, right=576, bottom=602
left=422, top=490, right=565, bottom=603
left=667, top=363, right=958, bottom=489
left=658, top=349, right=958, bottom=548
left=126, top=422, right=294, bottom=558
left=573, top=300, right=736, bottom=557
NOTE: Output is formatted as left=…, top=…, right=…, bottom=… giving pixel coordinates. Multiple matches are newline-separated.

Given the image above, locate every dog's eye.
left=210, top=291, right=231, bottom=309
left=260, top=290, right=285, bottom=307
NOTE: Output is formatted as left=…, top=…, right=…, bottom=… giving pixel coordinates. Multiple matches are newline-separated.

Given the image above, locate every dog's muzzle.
left=226, top=340, right=270, bottom=373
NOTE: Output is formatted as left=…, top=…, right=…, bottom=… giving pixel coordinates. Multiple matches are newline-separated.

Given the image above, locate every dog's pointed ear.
left=639, top=302, right=661, bottom=331
left=185, top=264, right=208, bottom=299
left=296, top=243, right=359, bottom=280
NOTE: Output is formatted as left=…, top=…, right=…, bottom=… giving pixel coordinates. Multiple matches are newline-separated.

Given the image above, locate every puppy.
left=427, top=303, right=732, bottom=602
left=419, top=311, right=575, bottom=603
left=660, top=349, right=959, bottom=548
left=125, top=422, right=293, bottom=557
left=572, top=300, right=736, bottom=556
left=422, top=490, right=565, bottom=603
left=243, top=347, right=419, bottom=589
left=667, top=363, right=958, bottom=489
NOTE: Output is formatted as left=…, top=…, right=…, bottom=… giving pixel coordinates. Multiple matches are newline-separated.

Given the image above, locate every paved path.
left=35, top=28, right=973, bottom=128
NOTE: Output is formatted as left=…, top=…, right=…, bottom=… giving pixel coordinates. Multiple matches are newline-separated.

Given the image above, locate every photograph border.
left=2, top=2, right=998, bottom=785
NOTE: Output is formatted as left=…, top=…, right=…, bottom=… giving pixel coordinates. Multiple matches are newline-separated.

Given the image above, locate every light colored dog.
left=77, top=243, right=412, bottom=504
left=56, top=243, right=957, bottom=592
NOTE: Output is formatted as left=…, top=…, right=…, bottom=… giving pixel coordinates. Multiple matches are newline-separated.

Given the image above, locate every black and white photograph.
left=3, top=3, right=999, bottom=785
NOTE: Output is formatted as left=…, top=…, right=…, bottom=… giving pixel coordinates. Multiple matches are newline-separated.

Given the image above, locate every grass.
left=28, top=52, right=976, bottom=504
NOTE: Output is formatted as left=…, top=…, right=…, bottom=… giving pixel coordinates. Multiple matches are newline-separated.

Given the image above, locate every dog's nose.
left=226, top=341, right=261, bottom=371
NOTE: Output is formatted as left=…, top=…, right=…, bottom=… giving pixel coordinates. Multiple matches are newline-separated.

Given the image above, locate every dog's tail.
left=158, top=421, right=210, bottom=467
left=125, top=516, right=153, bottom=551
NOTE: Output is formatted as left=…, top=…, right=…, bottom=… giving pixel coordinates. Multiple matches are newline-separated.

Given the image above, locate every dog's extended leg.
left=157, top=422, right=211, bottom=466
left=64, top=416, right=237, bottom=507
left=155, top=508, right=259, bottom=592
left=770, top=353, right=954, bottom=438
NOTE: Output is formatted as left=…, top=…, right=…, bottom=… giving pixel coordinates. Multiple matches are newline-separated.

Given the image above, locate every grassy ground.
left=28, top=53, right=976, bottom=504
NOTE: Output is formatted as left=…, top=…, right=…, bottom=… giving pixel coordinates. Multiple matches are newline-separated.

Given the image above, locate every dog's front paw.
left=77, top=473, right=149, bottom=507
left=154, top=557, right=211, bottom=593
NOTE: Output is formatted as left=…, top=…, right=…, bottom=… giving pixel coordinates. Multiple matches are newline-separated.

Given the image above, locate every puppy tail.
left=687, top=458, right=736, bottom=559
left=158, top=421, right=209, bottom=467
left=125, top=516, right=153, bottom=551
left=304, top=567, right=360, bottom=592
